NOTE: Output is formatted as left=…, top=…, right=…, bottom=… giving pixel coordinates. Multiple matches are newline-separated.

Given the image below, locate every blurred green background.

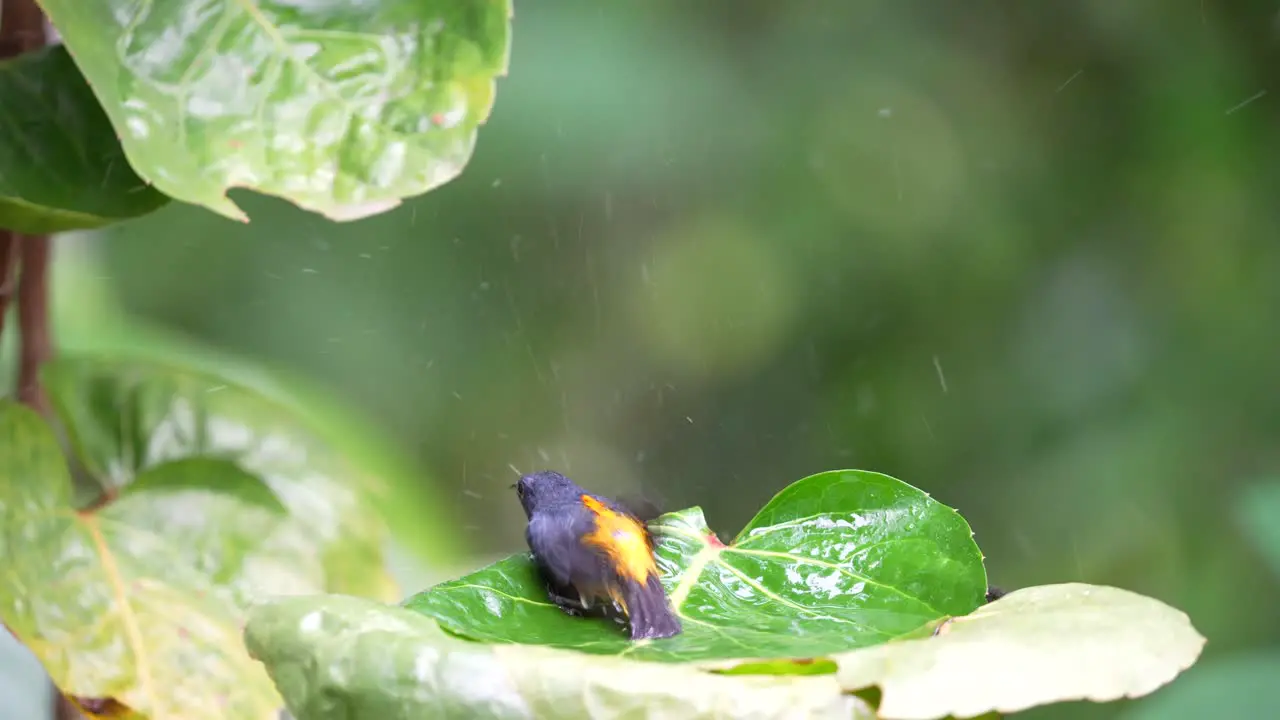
left=10, top=1, right=1280, bottom=717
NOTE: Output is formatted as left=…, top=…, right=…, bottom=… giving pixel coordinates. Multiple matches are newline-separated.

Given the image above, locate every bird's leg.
left=530, top=562, right=590, bottom=617
left=543, top=581, right=590, bottom=617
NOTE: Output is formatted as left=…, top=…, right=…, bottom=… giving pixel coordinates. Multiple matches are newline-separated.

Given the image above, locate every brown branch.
left=0, top=0, right=42, bottom=339
left=2, top=0, right=56, bottom=414
left=21, top=241, right=75, bottom=720
left=0, top=0, right=46, bottom=56
left=0, top=232, right=18, bottom=330
left=3, top=4, right=78, bottom=719
left=53, top=687, right=82, bottom=719
left=15, top=234, right=53, bottom=414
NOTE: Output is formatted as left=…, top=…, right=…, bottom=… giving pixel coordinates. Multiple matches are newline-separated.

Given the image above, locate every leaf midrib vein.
left=437, top=583, right=555, bottom=607
left=666, top=542, right=720, bottom=610
left=715, top=562, right=893, bottom=638
left=80, top=514, right=158, bottom=715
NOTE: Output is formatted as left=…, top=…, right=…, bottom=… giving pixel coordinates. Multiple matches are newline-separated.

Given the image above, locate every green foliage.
left=66, top=13, right=1280, bottom=703
left=0, top=46, right=169, bottom=233
left=0, top=358, right=397, bottom=718
left=37, top=249, right=466, bottom=568
left=36, top=0, right=513, bottom=222
left=1111, top=479, right=1280, bottom=719
left=1237, top=480, right=1280, bottom=578
left=0, top=1, right=515, bottom=716
left=248, top=471, right=1205, bottom=720
left=406, top=470, right=987, bottom=662
left=1118, top=652, right=1280, bottom=720
left=42, top=356, right=396, bottom=598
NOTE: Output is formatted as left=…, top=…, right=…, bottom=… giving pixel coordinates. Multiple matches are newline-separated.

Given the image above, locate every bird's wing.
left=590, top=493, right=658, bottom=552
left=526, top=510, right=601, bottom=587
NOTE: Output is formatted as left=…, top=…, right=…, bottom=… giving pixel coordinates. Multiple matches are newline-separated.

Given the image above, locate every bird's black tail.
left=622, top=575, right=682, bottom=640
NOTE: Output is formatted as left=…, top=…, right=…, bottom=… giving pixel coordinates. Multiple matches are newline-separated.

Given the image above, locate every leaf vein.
left=437, top=583, right=555, bottom=608
left=715, top=562, right=890, bottom=639
left=81, top=515, right=158, bottom=715
left=725, top=547, right=942, bottom=616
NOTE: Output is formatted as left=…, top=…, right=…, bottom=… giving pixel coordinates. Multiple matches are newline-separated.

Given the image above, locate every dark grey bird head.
left=514, top=470, right=584, bottom=517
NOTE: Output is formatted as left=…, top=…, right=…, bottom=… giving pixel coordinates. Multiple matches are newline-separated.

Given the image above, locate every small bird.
left=514, top=470, right=682, bottom=640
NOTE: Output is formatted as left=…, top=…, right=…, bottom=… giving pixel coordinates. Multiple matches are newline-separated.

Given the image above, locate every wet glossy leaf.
left=40, top=356, right=396, bottom=600
left=244, top=593, right=875, bottom=720
left=0, top=401, right=282, bottom=718
left=37, top=0, right=513, bottom=222
left=244, top=472, right=1203, bottom=719
left=405, top=470, right=988, bottom=663
left=833, top=584, right=1206, bottom=720
left=0, top=46, right=169, bottom=233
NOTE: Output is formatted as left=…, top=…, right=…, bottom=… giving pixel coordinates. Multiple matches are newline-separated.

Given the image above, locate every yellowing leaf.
left=0, top=402, right=280, bottom=718
left=833, top=583, right=1207, bottom=720
left=1, top=357, right=398, bottom=718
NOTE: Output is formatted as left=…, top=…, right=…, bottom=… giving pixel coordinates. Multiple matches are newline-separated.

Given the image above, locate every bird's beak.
left=509, top=482, right=518, bottom=489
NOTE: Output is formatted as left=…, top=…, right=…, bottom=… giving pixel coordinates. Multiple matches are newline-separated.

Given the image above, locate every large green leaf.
left=40, top=356, right=397, bottom=600
left=0, top=401, right=284, bottom=718
left=832, top=584, right=1205, bottom=720
left=0, top=45, right=169, bottom=233
left=36, top=0, right=513, bottom=222
left=244, top=594, right=875, bottom=720
left=405, top=470, right=988, bottom=663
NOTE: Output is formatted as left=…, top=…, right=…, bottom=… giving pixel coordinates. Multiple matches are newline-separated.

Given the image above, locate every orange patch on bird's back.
left=580, top=494, right=657, bottom=585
